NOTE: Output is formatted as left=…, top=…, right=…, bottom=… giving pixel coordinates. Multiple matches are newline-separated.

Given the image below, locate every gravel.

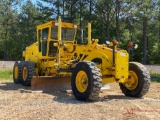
left=0, top=81, right=160, bottom=120
left=0, top=61, right=15, bottom=68
left=0, top=62, right=160, bottom=119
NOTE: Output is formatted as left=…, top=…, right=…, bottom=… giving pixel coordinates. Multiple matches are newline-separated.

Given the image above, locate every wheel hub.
left=14, top=66, right=18, bottom=79
left=23, top=67, right=28, bottom=81
left=125, top=71, right=138, bottom=90
left=76, top=71, right=88, bottom=92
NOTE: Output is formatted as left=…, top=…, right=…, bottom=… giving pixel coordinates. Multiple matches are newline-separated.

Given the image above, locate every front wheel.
left=119, top=62, right=150, bottom=98
left=21, top=61, right=35, bottom=86
left=71, top=61, right=102, bottom=101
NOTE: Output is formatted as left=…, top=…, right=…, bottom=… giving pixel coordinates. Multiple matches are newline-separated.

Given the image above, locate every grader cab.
left=13, top=18, right=150, bottom=101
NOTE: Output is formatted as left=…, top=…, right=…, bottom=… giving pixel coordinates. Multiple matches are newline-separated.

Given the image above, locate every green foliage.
left=0, top=0, right=159, bottom=64
left=150, top=72, right=160, bottom=82
left=0, top=69, right=13, bottom=81
left=0, top=0, right=42, bottom=60
left=149, top=69, right=160, bottom=82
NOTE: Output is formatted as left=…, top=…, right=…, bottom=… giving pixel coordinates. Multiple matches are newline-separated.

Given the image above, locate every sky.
left=31, top=0, right=37, bottom=4
left=31, top=0, right=47, bottom=6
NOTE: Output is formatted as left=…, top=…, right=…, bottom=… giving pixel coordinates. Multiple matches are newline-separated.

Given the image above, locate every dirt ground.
left=0, top=81, right=159, bottom=120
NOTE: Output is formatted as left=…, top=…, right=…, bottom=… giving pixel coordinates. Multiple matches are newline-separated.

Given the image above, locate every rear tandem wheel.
left=13, top=61, right=23, bottom=83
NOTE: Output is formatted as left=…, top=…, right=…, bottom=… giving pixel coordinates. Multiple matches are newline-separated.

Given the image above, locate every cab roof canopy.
left=37, top=20, right=79, bottom=30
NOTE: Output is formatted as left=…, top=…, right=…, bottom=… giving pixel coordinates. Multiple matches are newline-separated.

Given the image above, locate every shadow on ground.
left=0, top=81, right=142, bottom=104
left=0, top=82, right=30, bottom=91
left=100, top=95, right=138, bottom=101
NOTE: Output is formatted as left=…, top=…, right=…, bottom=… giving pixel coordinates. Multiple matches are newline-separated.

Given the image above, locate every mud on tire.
left=21, top=61, right=35, bottom=86
left=71, top=61, right=102, bottom=101
left=119, top=62, right=151, bottom=98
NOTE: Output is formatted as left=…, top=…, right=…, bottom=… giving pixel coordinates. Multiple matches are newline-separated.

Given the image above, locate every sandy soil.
left=0, top=81, right=160, bottom=120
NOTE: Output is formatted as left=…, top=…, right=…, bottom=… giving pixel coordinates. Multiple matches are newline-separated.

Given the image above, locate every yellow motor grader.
left=13, top=18, right=150, bottom=101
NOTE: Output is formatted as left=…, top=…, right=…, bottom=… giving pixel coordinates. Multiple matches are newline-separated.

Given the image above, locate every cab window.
left=51, top=26, right=58, bottom=39
left=42, top=28, right=49, bottom=40
left=62, top=28, right=75, bottom=40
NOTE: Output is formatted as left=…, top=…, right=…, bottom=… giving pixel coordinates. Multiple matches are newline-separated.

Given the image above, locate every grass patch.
left=150, top=72, right=160, bottom=82
left=0, top=69, right=13, bottom=81
left=0, top=68, right=160, bottom=82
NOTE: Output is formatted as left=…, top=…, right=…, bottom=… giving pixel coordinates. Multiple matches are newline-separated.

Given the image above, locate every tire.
left=119, top=62, right=150, bottom=98
left=13, top=61, right=23, bottom=83
left=71, top=61, right=102, bottom=101
left=21, top=61, right=35, bottom=86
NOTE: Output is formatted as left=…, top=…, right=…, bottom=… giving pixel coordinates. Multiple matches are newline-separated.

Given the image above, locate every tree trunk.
left=80, top=0, right=82, bottom=27
left=158, top=9, right=160, bottom=58
left=143, top=17, right=147, bottom=64
left=89, top=0, right=92, bottom=22
left=106, top=3, right=110, bottom=41
left=4, top=41, right=6, bottom=60
left=116, top=0, right=120, bottom=41
left=57, top=0, right=60, bottom=18
left=62, top=0, right=64, bottom=19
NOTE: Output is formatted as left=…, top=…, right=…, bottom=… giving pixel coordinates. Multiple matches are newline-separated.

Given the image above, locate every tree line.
left=0, top=0, right=159, bottom=64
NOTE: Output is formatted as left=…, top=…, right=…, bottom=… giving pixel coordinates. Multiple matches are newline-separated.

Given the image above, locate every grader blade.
left=31, top=76, right=71, bottom=92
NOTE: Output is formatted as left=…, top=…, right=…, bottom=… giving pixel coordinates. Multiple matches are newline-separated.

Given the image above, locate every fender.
left=84, top=51, right=112, bottom=74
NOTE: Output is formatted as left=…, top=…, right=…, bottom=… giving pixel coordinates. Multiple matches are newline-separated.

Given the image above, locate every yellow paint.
left=124, top=71, right=138, bottom=90
left=23, top=67, right=27, bottom=81
left=76, top=71, right=88, bottom=92
left=88, top=23, right=91, bottom=45
left=115, top=50, right=129, bottom=83
left=102, top=77, right=116, bottom=84
left=22, top=18, right=130, bottom=85
left=58, top=18, right=61, bottom=42
left=14, top=66, right=18, bottom=79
